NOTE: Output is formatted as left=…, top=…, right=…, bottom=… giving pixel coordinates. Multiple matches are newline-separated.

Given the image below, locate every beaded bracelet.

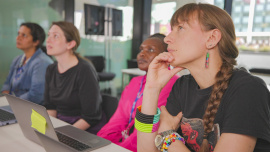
left=135, top=105, right=161, bottom=133
left=161, top=132, right=185, bottom=152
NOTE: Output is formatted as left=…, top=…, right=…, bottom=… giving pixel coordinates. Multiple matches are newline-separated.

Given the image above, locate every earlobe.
left=33, top=40, right=40, bottom=47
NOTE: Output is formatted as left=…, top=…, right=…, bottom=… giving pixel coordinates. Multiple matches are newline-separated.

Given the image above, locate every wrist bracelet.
left=135, top=105, right=161, bottom=133
left=161, top=132, right=185, bottom=152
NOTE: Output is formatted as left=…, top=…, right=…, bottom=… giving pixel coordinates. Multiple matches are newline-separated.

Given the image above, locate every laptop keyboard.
left=56, top=131, right=91, bottom=151
left=0, top=109, right=15, bottom=121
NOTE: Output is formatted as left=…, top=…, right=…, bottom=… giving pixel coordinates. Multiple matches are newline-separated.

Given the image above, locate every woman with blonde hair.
left=136, top=3, right=270, bottom=152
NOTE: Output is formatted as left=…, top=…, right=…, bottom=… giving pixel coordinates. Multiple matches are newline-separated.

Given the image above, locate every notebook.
left=0, top=94, right=17, bottom=126
left=5, top=94, right=111, bottom=151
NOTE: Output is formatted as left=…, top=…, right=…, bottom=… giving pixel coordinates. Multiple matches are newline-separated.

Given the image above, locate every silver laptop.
left=0, top=94, right=17, bottom=126
left=0, top=105, right=17, bottom=126
left=34, top=130, right=79, bottom=152
left=5, top=94, right=111, bottom=151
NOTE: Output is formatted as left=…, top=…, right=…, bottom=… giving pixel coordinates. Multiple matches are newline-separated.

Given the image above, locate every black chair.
left=249, top=68, right=270, bottom=75
left=127, top=59, right=138, bottom=68
left=102, top=94, right=119, bottom=122
left=85, top=56, right=116, bottom=94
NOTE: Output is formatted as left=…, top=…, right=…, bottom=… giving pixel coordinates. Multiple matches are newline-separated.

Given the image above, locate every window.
left=226, top=0, right=270, bottom=52
left=150, top=1, right=176, bottom=35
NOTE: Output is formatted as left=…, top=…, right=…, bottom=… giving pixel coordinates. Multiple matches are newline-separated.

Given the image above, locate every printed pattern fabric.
left=181, top=117, right=220, bottom=152
left=167, top=69, right=270, bottom=151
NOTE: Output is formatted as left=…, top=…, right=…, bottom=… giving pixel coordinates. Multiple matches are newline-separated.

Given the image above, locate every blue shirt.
left=1, top=48, right=53, bottom=104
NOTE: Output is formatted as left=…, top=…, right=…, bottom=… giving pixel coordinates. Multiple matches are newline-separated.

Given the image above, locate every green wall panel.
left=0, top=0, right=63, bottom=87
left=0, top=0, right=133, bottom=95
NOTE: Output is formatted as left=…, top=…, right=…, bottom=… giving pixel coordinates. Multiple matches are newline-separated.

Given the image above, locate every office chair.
left=85, top=56, right=116, bottom=94
left=249, top=68, right=270, bottom=75
left=102, top=94, right=119, bottom=122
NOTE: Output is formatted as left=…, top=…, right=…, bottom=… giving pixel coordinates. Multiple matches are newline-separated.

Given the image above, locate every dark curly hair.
left=148, top=33, right=168, bottom=52
left=20, top=22, right=45, bottom=50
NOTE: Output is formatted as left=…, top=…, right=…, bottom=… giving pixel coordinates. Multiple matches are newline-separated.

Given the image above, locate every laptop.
left=5, top=94, right=111, bottom=151
left=34, top=130, right=79, bottom=152
left=0, top=94, right=17, bottom=126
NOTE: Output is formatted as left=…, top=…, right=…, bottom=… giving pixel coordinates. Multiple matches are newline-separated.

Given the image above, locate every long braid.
left=171, top=3, right=238, bottom=151
left=199, top=62, right=234, bottom=152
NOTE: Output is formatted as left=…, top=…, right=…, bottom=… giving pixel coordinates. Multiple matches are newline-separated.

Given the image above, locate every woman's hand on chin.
left=146, top=52, right=184, bottom=90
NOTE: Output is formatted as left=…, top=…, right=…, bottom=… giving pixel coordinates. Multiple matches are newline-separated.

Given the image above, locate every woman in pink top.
left=97, top=33, right=179, bottom=151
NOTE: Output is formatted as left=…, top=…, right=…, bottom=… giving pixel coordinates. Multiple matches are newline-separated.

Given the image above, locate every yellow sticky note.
left=31, top=109, right=47, bottom=134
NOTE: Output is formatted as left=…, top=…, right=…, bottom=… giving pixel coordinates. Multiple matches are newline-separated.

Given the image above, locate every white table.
left=0, top=96, right=131, bottom=152
left=121, top=68, right=146, bottom=91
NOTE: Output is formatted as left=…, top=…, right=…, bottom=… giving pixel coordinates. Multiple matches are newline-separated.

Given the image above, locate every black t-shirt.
left=44, top=57, right=102, bottom=126
left=166, top=69, right=270, bottom=152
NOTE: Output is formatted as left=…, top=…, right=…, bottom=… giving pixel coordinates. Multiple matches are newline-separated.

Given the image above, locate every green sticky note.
left=31, top=109, right=46, bottom=134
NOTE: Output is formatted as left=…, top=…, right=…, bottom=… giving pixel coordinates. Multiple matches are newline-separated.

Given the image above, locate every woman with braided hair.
left=136, top=3, right=270, bottom=152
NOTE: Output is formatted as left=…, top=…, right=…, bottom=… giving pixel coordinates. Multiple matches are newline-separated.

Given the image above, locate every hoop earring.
left=205, top=52, right=209, bottom=68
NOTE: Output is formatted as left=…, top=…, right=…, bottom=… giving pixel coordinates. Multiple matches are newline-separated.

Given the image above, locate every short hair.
left=20, top=22, right=45, bottom=50
left=148, top=33, right=168, bottom=52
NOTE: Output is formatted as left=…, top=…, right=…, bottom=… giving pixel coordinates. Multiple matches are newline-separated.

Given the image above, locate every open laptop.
left=34, top=130, right=79, bottom=152
left=5, top=94, right=111, bottom=151
left=0, top=94, right=17, bottom=126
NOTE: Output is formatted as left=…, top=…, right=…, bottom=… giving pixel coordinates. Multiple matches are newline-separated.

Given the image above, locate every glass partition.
left=230, top=0, right=270, bottom=52
left=150, top=1, right=176, bottom=35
